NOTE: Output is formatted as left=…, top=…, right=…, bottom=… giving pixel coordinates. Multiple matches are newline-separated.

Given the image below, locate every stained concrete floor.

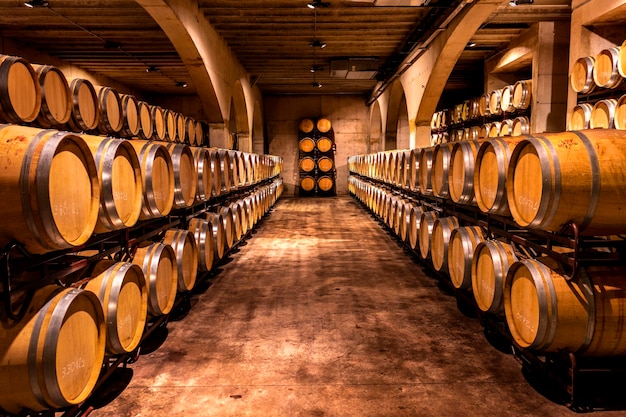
left=91, top=196, right=626, bottom=417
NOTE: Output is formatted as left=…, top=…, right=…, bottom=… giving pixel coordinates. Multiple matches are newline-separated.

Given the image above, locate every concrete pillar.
left=208, top=124, right=232, bottom=149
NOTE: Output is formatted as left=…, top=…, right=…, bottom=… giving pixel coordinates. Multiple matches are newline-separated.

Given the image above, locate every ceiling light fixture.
left=176, top=81, right=188, bottom=88
left=467, top=42, right=477, bottom=48
left=312, top=81, right=322, bottom=88
left=146, top=66, right=160, bottom=73
left=509, top=0, right=533, bottom=6
left=309, top=40, right=327, bottom=49
left=307, top=1, right=330, bottom=9
left=24, top=0, right=49, bottom=7
left=310, top=65, right=324, bottom=73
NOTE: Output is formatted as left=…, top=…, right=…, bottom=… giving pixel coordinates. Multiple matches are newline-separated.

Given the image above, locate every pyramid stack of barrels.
left=348, top=125, right=626, bottom=364
left=298, top=117, right=337, bottom=196
left=0, top=53, right=284, bottom=415
left=568, top=38, right=626, bottom=130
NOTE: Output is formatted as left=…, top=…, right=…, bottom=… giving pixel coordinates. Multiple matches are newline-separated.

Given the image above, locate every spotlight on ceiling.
left=467, top=42, right=477, bottom=48
left=509, top=0, right=533, bottom=5
left=176, top=81, right=188, bottom=88
left=24, top=0, right=49, bottom=7
left=307, top=1, right=330, bottom=9
left=310, top=65, right=324, bottom=73
left=309, top=40, right=327, bottom=49
left=312, top=81, right=323, bottom=88
left=146, top=66, right=160, bottom=73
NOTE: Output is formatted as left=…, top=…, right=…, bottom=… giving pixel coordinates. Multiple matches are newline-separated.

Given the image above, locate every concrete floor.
left=91, top=196, right=626, bottom=417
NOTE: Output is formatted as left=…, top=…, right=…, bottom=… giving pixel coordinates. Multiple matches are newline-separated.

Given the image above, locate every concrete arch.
left=228, top=80, right=250, bottom=151
left=252, top=100, right=265, bottom=155
left=369, top=100, right=383, bottom=154
left=385, top=79, right=408, bottom=150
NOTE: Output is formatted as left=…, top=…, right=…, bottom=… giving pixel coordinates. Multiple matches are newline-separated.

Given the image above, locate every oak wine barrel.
left=506, top=130, right=626, bottom=235
left=316, top=136, right=333, bottom=153
left=162, top=228, right=198, bottom=292
left=568, top=102, right=593, bottom=131
left=190, top=146, right=213, bottom=202
left=207, top=148, right=222, bottom=197
left=300, top=176, right=315, bottom=192
left=299, top=137, right=315, bottom=153
left=83, top=260, right=147, bottom=354
left=95, top=86, right=123, bottom=135
left=0, top=286, right=105, bottom=414
left=32, top=64, right=71, bottom=128
left=488, top=89, right=502, bottom=116
left=0, top=125, right=100, bottom=254
left=408, top=148, right=420, bottom=192
left=132, top=242, right=178, bottom=316
left=570, top=56, right=596, bottom=94
left=67, top=78, right=99, bottom=132
left=511, top=116, right=530, bottom=136
left=512, top=80, right=532, bottom=110
left=166, top=143, right=197, bottom=209
left=118, top=94, right=140, bottom=138
left=217, top=149, right=233, bottom=194
left=471, top=240, right=517, bottom=314
left=163, top=109, right=177, bottom=142
left=299, top=118, right=315, bottom=134
left=317, top=156, right=334, bottom=172
left=430, top=216, right=460, bottom=273
left=81, top=134, right=142, bottom=233
left=150, top=105, right=167, bottom=141
left=448, top=226, right=485, bottom=290
left=432, top=142, right=453, bottom=198
left=218, top=205, right=236, bottom=249
left=478, top=93, right=490, bottom=116
left=505, top=257, right=626, bottom=356
left=593, top=47, right=622, bottom=89
left=408, top=204, right=425, bottom=250
left=418, top=147, right=434, bottom=196
left=317, top=176, right=334, bottom=192
left=500, top=85, right=515, bottom=113
left=0, top=55, right=41, bottom=124
left=206, top=212, right=226, bottom=260
left=615, top=94, right=626, bottom=130
left=129, top=140, right=175, bottom=220
left=590, top=98, right=617, bottom=129
left=418, top=211, right=438, bottom=260
left=316, top=118, right=332, bottom=133
left=449, top=139, right=482, bottom=205
left=188, top=218, right=215, bottom=273
left=136, top=101, right=153, bottom=140
left=499, top=119, right=513, bottom=136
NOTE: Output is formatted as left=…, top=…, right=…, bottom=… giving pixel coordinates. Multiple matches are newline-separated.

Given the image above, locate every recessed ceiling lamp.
left=176, top=81, right=188, bottom=88
left=146, top=66, right=160, bottom=73
left=467, top=42, right=477, bottom=48
left=309, top=40, right=327, bottom=49
left=307, top=1, right=330, bottom=9
left=509, top=0, right=533, bottom=5
left=310, top=65, right=324, bottom=73
left=24, top=0, right=49, bottom=7
left=312, top=81, right=323, bottom=88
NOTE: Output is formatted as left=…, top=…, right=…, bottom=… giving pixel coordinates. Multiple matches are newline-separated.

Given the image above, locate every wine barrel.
left=150, top=105, right=167, bottom=141
left=95, top=86, right=123, bottom=135
left=512, top=80, right=532, bottom=110
left=299, top=137, right=315, bottom=153
left=190, top=146, right=212, bottom=202
left=317, top=136, right=333, bottom=153
left=81, top=134, right=142, bottom=233
left=449, top=139, right=482, bottom=205
left=299, top=118, right=315, bottom=134
left=500, top=85, right=515, bottom=113
left=408, top=204, right=425, bottom=250
left=83, top=260, right=147, bottom=354
left=129, top=140, right=174, bottom=220
left=448, top=226, right=485, bottom=290
left=590, top=98, right=617, bottom=129
left=317, top=176, right=334, bottom=192
left=397, top=201, right=413, bottom=242
left=175, top=113, right=187, bottom=143
left=511, top=116, right=530, bottom=136
left=162, top=228, right=198, bottom=292
left=32, top=64, right=71, bottom=128
left=316, top=118, right=332, bottom=133
left=568, top=102, right=593, bottom=131
left=593, top=47, right=622, bottom=89
left=301, top=176, right=315, bottom=192
left=478, top=93, right=490, bottom=116
left=0, top=125, right=100, bottom=254
left=506, top=130, right=626, bottom=235
left=317, top=156, right=334, bottom=172
left=473, top=136, right=526, bottom=216
left=418, top=211, right=438, bottom=260
left=118, top=94, right=140, bottom=138
left=67, top=78, right=99, bottom=132
left=185, top=117, right=196, bottom=145
left=468, top=125, right=481, bottom=140
left=432, top=143, right=453, bottom=198
left=615, top=94, right=626, bottom=130
left=218, top=205, right=236, bottom=249
left=136, top=101, right=153, bottom=140
left=217, top=149, right=233, bottom=194
left=0, top=55, right=41, bottom=124
left=229, top=150, right=246, bottom=188
left=571, top=56, right=596, bottom=94
left=471, top=240, right=517, bottom=314
left=188, top=218, right=215, bottom=272
left=194, top=120, right=205, bottom=146
left=430, top=216, right=460, bottom=273
left=166, top=143, right=197, bottom=209
left=132, top=242, right=178, bottom=316
left=207, top=148, right=222, bottom=198
left=243, top=196, right=256, bottom=231
left=163, top=109, right=177, bottom=142
left=488, top=89, right=502, bottom=116
left=488, top=121, right=501, bottom=138
left=0, top=286, right=105, bottom=414
left=408, top=148, right=420, bottom=192
left=499, top=119, right=513, bottom=137
left=479, top=123, right=489, bottom=139
left=206, top=212, right=226, bottom=260
left=418, top=147, right=434, bottom=196
left=504, top=257, right=626, bottom=356
left=231, top=200, right=246, bottom=239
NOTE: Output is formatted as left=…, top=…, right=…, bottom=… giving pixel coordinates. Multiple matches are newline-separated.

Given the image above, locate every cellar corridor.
left=92, top=196, right=587, bottom=417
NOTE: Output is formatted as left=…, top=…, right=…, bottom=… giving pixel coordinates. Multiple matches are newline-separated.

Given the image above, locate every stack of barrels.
left=0, top=53, right=207, bottom=144
left=297, top=117, right=337, bottom=196
left=569, top=39, right=626, bottom=130
left=349, top=127, right=626, bottom=361
left=430, top=79, right=532, bottom=145
left=0, top=54, right=285, bottom=415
